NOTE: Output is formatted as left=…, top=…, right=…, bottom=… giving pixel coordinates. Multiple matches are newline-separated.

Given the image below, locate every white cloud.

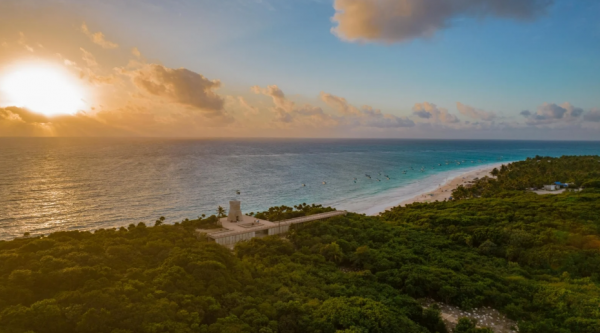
left=584, top=108, right=600, bottom=122
left=456, top=102, right=496, bottom=121
left=520, top=102, right=584, bottom=125
left=412, top=102, right=460, bottom=124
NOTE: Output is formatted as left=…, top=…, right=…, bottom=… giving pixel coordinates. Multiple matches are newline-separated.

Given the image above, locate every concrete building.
left=197, top=201, right=347, bottom=247
left=543, top=184, right=558, bottom=191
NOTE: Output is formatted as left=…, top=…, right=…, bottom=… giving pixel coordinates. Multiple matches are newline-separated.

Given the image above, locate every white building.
left=197, top=201, right=347, bottom=247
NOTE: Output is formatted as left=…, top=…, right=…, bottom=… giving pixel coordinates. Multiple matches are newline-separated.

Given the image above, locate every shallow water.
left=0, top=138, right=598, bottom=240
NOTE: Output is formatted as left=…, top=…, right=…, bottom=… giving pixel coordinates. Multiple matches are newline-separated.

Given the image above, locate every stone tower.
left=228, top=200, right=243, bottom=222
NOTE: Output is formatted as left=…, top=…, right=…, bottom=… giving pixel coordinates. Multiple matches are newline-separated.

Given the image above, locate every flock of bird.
left=301, top=157, right=503, bottom=187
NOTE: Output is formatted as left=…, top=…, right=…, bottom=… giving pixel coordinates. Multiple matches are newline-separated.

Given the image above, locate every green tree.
left=453, top=318, right=493, bottom=333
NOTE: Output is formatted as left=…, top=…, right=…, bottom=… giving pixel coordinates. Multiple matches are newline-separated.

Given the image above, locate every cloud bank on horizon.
left=0, top=0, right=598, bottom=139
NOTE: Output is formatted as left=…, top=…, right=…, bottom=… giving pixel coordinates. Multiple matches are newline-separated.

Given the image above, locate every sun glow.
left=0, top=65, right=84, bottom=116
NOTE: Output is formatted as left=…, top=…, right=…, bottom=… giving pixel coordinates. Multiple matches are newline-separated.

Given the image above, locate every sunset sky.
left=0, top=0, right=599, bottom=139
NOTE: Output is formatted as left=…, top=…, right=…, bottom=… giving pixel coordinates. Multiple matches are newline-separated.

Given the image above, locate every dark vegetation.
left=452, top=155, right=600, bottom=199
left=0, top=156, right=599, bottom=333
left=251, top=203, right=335, bottom=222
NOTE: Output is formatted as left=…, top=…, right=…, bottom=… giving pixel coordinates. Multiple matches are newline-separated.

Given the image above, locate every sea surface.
left=0, top=138, right=598, bottom=240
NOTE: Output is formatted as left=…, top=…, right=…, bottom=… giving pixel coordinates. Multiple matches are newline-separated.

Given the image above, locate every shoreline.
left=354, top=162, right=508, bottom=216
left=388, top=163, right=503, bottom=209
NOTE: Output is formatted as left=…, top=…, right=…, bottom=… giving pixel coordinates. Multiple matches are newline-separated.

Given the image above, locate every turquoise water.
left=0, top=138, right=598, bottom=240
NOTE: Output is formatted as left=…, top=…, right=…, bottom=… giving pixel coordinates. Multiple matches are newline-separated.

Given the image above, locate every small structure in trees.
left=197, top=201, right=347, bottom=247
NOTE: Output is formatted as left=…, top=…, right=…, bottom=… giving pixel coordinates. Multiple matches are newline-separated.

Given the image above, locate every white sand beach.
left=358, top=163, right=506, bottom=216
left=392, top=164, right=501, bottom=207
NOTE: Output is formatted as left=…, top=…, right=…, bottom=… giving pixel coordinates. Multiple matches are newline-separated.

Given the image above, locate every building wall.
left=268, top=225, right=290, bottom=236
left=214, top=232, right=255, bottom=245
left=212, top=225, right=292, bottom=245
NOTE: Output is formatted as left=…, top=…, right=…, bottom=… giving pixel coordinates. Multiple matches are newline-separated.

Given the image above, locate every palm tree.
left=154, top=216, right=165, bottom=227
left=216, top=206, right=226, bottom=226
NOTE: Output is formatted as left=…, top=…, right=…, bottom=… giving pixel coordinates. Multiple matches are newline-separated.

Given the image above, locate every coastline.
left=354, top=162, right=508, bottom=216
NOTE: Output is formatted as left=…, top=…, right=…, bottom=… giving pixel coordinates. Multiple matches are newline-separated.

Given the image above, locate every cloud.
left=252, top=86, right=415, bottom=129
left=584, top=109, right=600, bottom=122
left=1, top=106, right=49, bottom=123
left=456, top=102, right=496, bottom=121
left=319, top=92, right=361, bottom=116
left=131, top=47, right=142, bottom=59
left=0, top=107, right=132, bottom=137
left=253, top=85, right=333, bottom=125
left=125, top=64, right=226, bottom=117
left=53, top=50, right=115, bottom=85
left=237, top=96, right=259, bottom=116
left=320, top=92, right=414, bottom=128
left=0, top=104, right=237, bottom=137
left=361, top=106, right=416, bottom=128
left=412, top=102, right=460, bottom=124
left=80, top=47, right=98, bottom=67
left=81, top=23, right=118, bottom=49
left=18, top=32, right=34, bottom=52
left=520, top=102, right=584, bottom=125
left=253, top=86, right=414, bottom=129
left=331, top=0, right=553, bottom=43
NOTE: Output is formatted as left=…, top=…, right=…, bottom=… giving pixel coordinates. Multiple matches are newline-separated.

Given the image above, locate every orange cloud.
left=81, top=23, right=118, bottom=49
left=320, top=92, right=361, bottom=116
left=131, top=47, right=142, bottom=59
left=253, top=85, right=336, bottom=125
left=251, top=87, right=414, bottom=129
left=0, top=107, right=132, bottom=137
left=80, top=48, right=98, bottom=67
left=125, top=64, right=226, bottom=117
left=237, top=96, right=259, bottom=116
left=320, top=92, right=414, bottom=128
left=17, top=32, right=34, bottom=52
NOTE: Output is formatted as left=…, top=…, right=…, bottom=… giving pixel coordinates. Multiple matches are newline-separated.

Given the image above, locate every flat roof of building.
left=197, top=210, right=347, bottom=239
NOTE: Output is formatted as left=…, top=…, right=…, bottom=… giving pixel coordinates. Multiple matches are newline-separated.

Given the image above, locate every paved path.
left=277, top=210, right=347, bottom=226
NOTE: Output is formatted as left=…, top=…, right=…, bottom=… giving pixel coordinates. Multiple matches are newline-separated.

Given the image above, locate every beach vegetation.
left=452, top=155, right=600, bottom=199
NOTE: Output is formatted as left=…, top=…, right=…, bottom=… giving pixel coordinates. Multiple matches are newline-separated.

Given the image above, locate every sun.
left=0, top=65, right=84, bottom=116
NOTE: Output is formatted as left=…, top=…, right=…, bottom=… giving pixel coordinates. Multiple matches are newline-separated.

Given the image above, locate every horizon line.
left=1, top=136, right=600, bottom=143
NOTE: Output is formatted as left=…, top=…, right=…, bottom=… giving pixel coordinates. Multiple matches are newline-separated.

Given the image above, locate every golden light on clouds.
left=0, top=64, right=85, bottom=116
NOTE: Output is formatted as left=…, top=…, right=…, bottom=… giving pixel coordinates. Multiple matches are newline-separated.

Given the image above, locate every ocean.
left=0, top=138, right=598, bottom=240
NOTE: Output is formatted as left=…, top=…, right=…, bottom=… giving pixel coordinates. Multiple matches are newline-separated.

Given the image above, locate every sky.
left=0, top=0, right=599, bottom=139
